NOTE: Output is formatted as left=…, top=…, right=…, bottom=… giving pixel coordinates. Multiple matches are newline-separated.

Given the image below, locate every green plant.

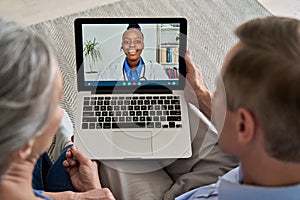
left=83, top=37, right=102, bottom=73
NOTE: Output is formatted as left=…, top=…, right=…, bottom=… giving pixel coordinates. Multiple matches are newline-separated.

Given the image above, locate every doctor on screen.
left=98, top=23, right=169, bottom=81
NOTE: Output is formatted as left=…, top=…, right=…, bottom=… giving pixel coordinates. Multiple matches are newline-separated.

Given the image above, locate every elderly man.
left=177, top=16, right=300, bottom=199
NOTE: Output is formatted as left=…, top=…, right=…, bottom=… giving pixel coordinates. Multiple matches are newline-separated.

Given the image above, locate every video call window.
left=82, top=23, right=181, bottom=87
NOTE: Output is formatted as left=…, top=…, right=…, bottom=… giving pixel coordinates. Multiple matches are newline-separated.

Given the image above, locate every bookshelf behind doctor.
left=157, top=24, right=180, bottom=67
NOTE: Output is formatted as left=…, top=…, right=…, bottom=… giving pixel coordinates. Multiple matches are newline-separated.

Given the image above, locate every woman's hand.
left=63, top=146, right=101, bottom=192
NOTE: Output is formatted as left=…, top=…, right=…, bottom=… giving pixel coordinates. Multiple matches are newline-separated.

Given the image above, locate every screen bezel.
left=74, top=17, right=187, bottom=94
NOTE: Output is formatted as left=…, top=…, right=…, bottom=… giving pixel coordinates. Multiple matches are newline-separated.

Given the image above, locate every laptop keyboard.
left=81, top=95, right=183, bottom=129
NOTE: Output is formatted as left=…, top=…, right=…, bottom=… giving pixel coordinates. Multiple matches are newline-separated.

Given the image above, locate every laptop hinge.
left=92, top=86, right=173, bottom=94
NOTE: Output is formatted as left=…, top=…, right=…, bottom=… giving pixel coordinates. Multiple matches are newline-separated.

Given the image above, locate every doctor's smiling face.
left=122, top=29, right=144, bottom=68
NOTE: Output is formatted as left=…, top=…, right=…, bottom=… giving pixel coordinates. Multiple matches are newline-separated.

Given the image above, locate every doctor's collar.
left=123, top=58, right=144, bottom=81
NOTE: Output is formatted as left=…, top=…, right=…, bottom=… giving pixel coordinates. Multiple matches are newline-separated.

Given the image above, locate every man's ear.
left=236, top=107, right=256, bottom=144
left=14, top=138, right=35, bottom=160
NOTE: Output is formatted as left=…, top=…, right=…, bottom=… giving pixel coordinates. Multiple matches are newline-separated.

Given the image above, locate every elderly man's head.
left=213, top=17, right=300, bottom=163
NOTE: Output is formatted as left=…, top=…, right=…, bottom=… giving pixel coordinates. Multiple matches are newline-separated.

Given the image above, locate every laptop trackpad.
left=112, top=131, right=152, bottom=155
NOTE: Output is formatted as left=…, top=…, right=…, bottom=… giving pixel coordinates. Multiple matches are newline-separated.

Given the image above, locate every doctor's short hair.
left=222, top=16, right=300, bottom=163
left=122, top=23, right=144, bottom=39
left=127, top=23, right=141, bottom=31
left=0, top=18, right=56, bottom=177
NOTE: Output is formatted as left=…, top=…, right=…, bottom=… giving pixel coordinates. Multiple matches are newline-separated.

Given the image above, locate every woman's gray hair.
left=0, top=18, right=56, bottom=176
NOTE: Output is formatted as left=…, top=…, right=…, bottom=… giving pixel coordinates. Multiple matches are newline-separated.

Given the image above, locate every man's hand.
left=184, top=50, right=212, bottom=119
left=76, top=188, right=115, bottom=200
left=44, top=188, right=115, bottom=200
left=63, top=146, right=101, bottom=192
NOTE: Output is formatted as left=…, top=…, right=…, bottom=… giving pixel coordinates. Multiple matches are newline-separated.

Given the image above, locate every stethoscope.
left=122, top=62, right=147, bottom=81
left=121, top=45, right=148, bottom=81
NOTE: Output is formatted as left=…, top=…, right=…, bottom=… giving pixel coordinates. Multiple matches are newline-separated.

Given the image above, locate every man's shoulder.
left=175, top=167, right=241, bottom=200
left=175, top=183, right=218, bottom=200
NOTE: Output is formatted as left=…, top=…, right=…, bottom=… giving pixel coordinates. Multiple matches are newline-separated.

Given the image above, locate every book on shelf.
left=172, top=47, right=179, bottom=63
left=167, top=47, right=172, bottom=63
left=159, top=47, right=179, bottom=64
left=166, top=67, right=178, bottom=79
left=160, top=47, right=167, bottom=63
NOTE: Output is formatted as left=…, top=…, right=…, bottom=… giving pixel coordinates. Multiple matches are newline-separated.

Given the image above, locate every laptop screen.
left=75, top=18, right=187, bottom=92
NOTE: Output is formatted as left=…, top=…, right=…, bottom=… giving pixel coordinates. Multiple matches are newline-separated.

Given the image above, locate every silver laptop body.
left=74, top=18, right=192, bottom=159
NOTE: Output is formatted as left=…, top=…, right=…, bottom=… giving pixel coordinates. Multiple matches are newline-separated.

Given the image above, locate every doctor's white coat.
left=98, top=59, right=169, bottom=81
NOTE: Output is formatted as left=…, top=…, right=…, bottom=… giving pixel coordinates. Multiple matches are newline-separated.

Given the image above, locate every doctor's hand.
left=63, top=146, right=101, bottom=192
left=184, top=50, right=212, bottom=119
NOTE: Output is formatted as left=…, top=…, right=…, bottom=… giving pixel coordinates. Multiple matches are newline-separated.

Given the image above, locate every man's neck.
left=0, top=157, right=39, bottom=199
left=241, top=155, right=300, bottom=187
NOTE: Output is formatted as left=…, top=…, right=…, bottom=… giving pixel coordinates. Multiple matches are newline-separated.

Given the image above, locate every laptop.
left=74, top=17, right=192, bottom=159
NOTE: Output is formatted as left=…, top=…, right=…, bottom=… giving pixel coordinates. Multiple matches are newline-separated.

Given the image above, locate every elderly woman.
left=0, top=18, right=114, bottom=199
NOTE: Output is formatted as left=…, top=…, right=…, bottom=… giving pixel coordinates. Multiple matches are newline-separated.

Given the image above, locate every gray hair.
left=0, top=18, right=56, bottom=176
left=223, top=16, right=300, bottom=162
